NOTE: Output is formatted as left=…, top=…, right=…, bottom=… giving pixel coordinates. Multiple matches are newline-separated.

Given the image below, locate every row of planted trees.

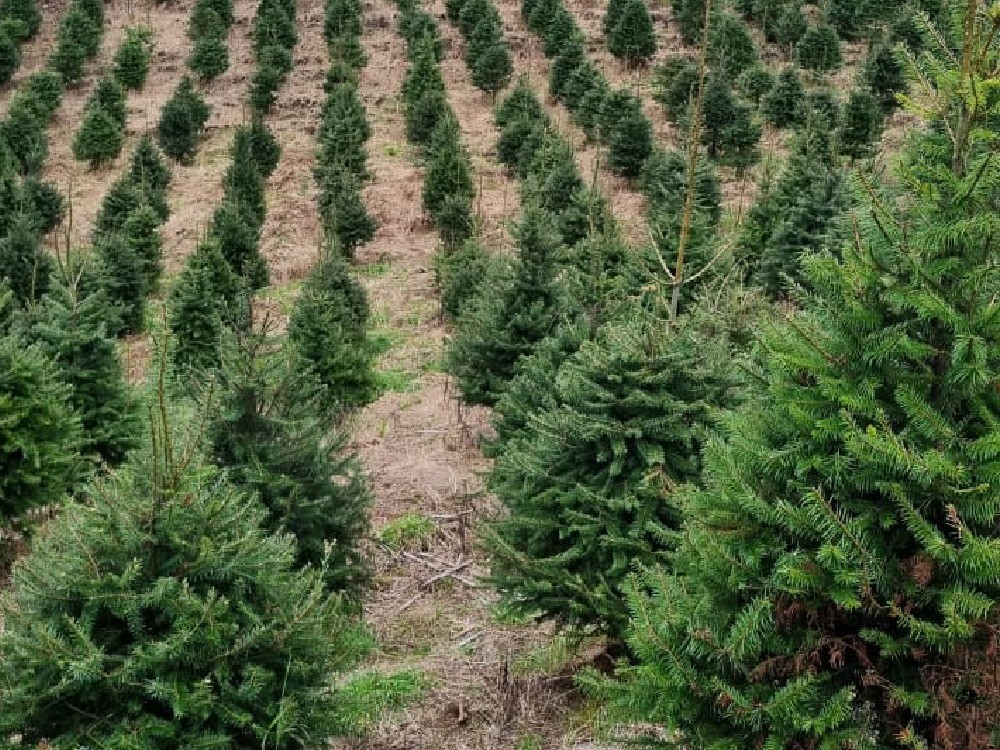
left=0, top=0, right=390, bottom=746
left=443, top=2, right=1000, bottom=749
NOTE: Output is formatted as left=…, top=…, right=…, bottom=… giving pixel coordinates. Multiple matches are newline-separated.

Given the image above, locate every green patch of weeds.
left=358, top=260, right=391, bottom=278
left=379, top=511, right=435, bottom=551
left=376, top=367, right=420, bottom=394
left=331, top=668, right=428, bottom=738
left=257, top=280, right=302, bottom=315
left=369, top=328, right=402, bottom=356
left=515, top=734, right=543, bottom=750
left=491, top=600, right=540, bottom=627
left=513, top=635, right=579, bottom=677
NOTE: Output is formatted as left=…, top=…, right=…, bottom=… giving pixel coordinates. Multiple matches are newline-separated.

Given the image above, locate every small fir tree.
left=739, top=112, right=845, bottom=297
left=316, top=163, right=377, bottom=258
left=607, top=0, right=656, bottom=67
left=21, top=177, right=65, bottom=234
left=763, top=65, right=806, bottom=128
left=29, top=268, right=139, bottom=466
left=422, top=117, right=474, bottom=224
left=471, top=40, right=513, bottom=95
left=0, top=101, right=46, bottom=175
left=210, top=200, right=267, bottom=288
left=839, top=86, right=883, bottom=159
left=238, top=117, right=282, bottom=178
left=0, top=24, right=20, bottom=86
left=89, top=75, right=128, bottom=127
left=739, top=63, right=774, bottom=106
left=157, top=76, right=210, bottom=162
left=287, top=248, right=378, bottom=412
left=653, top=55, right=698, bottom=124
left=670, top=0, right=705, bottom=44
left=0, top=0, right=40, bottom=39
left=448, top=207, right=572, bottom=406
left=797, top=22, right=842, bottom=74
left=608, top=105, right=652, bottom=178
left=16, top=70, right=63, bottom=121
left=94, top=231, right=147, bottom=334
left=603, top=0, right=628, bottom=38
left=863, top=41, right=906, bottom=111
left=549, top=39, right=586, bottom=103
left=121, top=203, right=164, bottom=294
left=708, top=12, right=757, bottom=78
left=113, top=26, right=153, bottom=89
left=436, top=238, right=493, bottom=318
left=223, top=136, right=267, bottom=227
left=51, top=3, right=100, bottom=84
left=0, top=213, right=51, bottom=305
left=73, top=105, right=124, bottom=168
left=208, top=325, right=372, bottom=594
left=128, top=132, right=172, bottom=203
left=188, top=32, right=229, bottom=80
left=774, top=1, right=807, bottom=50
left=484, top=301, right=746, bottom=635
left=249, top=45, right=293, bottom=114
left=168, top=238, right=242, bottom=377
left=0, top=412, right=371, bottom=749
left=93, top=176, right=143, bottom=242
left=0, top=324, right=81, bottom=525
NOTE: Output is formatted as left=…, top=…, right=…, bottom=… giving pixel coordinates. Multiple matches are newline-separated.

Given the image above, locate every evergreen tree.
left=209, top=325, right=371, bottom=594
left=796, top=22, right=842, bottom=74
left=448, top=207, right=572, bottom=406
left=523, top=130, right=583, bottom=216
left=607, top=0, right=656, bottom=67
left=549, top=39, right=586, bottom=103
left=0, top=213, right=50, bottom=305
left=435, top=192, right=475, bottom=247
left=0, top=0, right=40, bottom=39
left=0, top=100, right=46, bottom=175
left=51, top=3, right=100, bottom=84
left=484, top=301, right=746, bottom=635
left=670, top=0, right=705, bottom=44
left=157, top=76, right=210, bottom=162
left=604, top=11, right=1000, bottom=750
left=113, top=25, right=153, bottom=89
left=316, top=163, right=376, bottom=258
left=188, top=32, right=229, bottom=80
left=94, top=231, right=147, bottom=334
left=496, top=74, right=548, bottom=130
left=188, top=1, right=226, bottom=39
left=319, top=82, right=369, bottom=177
left=121, top=203, right=164, bottom=294
left=29, top=268, right=139, bottom=466
left=863, top=41, right=906, bottom=111
left=249, top=45, right=293, bottom=114
left=608, top=105, right=652, bottom=178
left=73, top=105, right=124, bottom=168
left=422, top=117, right=474, bottom=224
left=0, top=323, right=81, bottom=525
left=128, top=132, right=172, bottom=203
left=708, top=12, right=757, bottom=78
left=21, top=176, right=65, bottom=234
left=93, top=176, right=143, bottom=242
left=541, top=6, right=576, bottom=58
left=471, top=40, right=513, bottom=94
left=603, top=0, right=627, bottom=38
left=0, top=24, right=19, bottom=85
left=763, top=65, right=805, bottom=128
left=238, top=117, right=281, bottom=178
left=839, top=86, right=883, bottom=159
left=653, top=55, right=698, bottom=124
left=324, top=0, right=361, bottom=39
left=0, top=416, right=370, bottom=749
left=89, top=74, right=128, bottom=127
left=169, top=238, right=242, bottom=377
left=774, top=2, right=807, bottom=50
left=223, top=136, right=267, bottom=227
left=210, top=200, right=267, bottom=288
left=252, top=0, right=296, bottom=53
left=739, top=108, right=846, bottom=297
left=739, top=62, right=774, bottom=106
left=287, top=248, right=377, bottom=412
left=15, top=70, right=63, bottom=122
left=436, top=238, right=492, bottom=318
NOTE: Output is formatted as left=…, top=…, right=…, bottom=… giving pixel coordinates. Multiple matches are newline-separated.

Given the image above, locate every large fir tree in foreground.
left=600, top=8, right=1000, bottom=748
left=0, top=397, right=371, bottom=749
